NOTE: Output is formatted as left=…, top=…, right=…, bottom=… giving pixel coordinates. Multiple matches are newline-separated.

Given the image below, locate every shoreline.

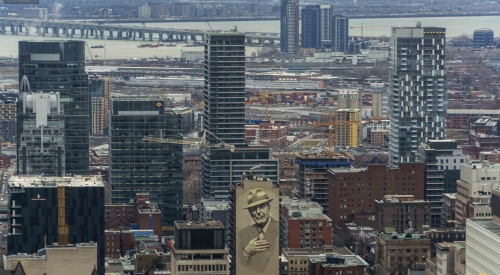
left=74, top=12, right=500, bottom=24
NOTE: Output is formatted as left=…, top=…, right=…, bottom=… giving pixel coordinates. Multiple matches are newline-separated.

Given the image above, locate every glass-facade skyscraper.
left=18, top=40, right=89, bottom=175
left=280, top=0, right=299, bottom=54
left=109, top=96, right=183, bottom=228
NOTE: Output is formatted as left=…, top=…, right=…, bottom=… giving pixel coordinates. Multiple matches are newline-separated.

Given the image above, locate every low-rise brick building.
left=309, top=254, right=368, bottom=275
left=327, top=163, right=426, bottom=227
left=375, top=195, right=430, bottom=233
left=280, top=197, right=333, bottom=249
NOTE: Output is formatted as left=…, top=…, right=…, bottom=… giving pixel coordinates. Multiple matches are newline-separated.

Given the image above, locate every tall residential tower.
left=389, top=25, right=447, bottom=167
left=201, top=32, right=278, bottom=199
left=280, top=0, right=299, bottom=54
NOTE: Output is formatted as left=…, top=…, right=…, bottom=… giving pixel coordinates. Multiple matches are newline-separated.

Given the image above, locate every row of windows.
left=177, top=264, right=227, bottom=272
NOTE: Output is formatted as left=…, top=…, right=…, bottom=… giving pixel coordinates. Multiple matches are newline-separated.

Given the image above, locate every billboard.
left=235, top=180, right=279, bottom=275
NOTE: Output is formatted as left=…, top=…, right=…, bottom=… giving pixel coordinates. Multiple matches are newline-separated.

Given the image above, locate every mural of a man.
left=239, top=188, right=278, bottom=273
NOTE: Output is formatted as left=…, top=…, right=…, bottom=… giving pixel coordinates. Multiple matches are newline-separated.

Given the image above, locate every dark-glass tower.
left=109, top=96, right=183, bottom=228
left=18, top=40, right=89, bottom=175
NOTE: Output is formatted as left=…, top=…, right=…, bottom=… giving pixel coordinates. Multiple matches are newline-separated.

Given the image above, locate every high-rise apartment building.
left=148, top=2, right=165, bottom=18
left=138, top=4, right=151, bottom=18
left=18, top=40, right=89, bottom=176
left=18, top=92, right=65, bottom=176
left=417, top=140, right=469, bottom=227
left=302, top=5, right=332, bottom=49
left=301, top=5, right=320, bottom=49
left=7, top=175, right=105, bottom=274
left=280, top=0, right=299, bottom=53
left=388, top=26, right=447, bottom=167
left=109, top=96, right=183, bottom=227
left=89, top=75, right=110, bottom=136
left=23, top=7, right=48, bottom=20
left=334, top=109, right=360, bottom=148
left=201, top=32, right=278, bottom=199
left=332, top=15, right=349, bottom=53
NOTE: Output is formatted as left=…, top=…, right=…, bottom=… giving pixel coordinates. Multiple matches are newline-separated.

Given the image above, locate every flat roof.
left=448, top=109, right=500, bottom=115
left=8, top=175, right=104, bottom=187
left=175, top=220, right=224, bottom=229
left=111, top=96, right=163, bottom=101
left=468, top=219, right=500, bottom=238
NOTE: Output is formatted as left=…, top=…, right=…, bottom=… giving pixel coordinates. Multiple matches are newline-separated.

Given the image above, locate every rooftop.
left=283, top=246, right=353, bottom=257
left=468, top=219, right=500, bottom=238
left=379, top=232, right=429, bottom=241
left=175, top=220, right=224, bottom=230
left=111, top=96, right=163, bottom=101
left=309, top=254, right=368, bottom=267
left=8, top=175, right=104, bottom=187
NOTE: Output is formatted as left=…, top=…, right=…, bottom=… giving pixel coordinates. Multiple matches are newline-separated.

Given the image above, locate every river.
left=0, top=16, right=499, bottom=59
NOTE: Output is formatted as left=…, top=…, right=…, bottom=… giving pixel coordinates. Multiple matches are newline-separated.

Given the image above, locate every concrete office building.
left=280, top=0, right=299, bottom=54
left=172, top=221, right=229, bottom=275
left=465, top=186, right=500, bottom=275
left=7, top=175, right=105, bottom=274
left=417, top=140, right=469, bottom=227
left=456, top=160, right=499, bottom=228
left=332, top=15, right=349, bottom=53
left=389, top=26, right=447, bottom=167
left=109, top=96, right=183, bottom=228
left=89, top=75, right=110, bottom=136
left=18, top=40, right=89, bottom=176
left=18, top=91, right=65, bottom=176
left=473, top=29, right=494, bottom=48
left=4, top=243, right=98, bottom=275
left=201, top=32, right=278, bottom=199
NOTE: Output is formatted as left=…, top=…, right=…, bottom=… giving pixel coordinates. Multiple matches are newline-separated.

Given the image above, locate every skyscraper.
left=389, top=25, right=447, bottom=167
left=301, top=5, right=320, bottom=49
left=18, top=40, right=89, bottom=175
left=319, top=5, right=332, bottom=45
left=201, top=32, right=279, bottom=199
left=332, top=15, right=349, bottom=53
left=108, top=96, right=183, bottom=227
left=280, top=0, right=299, bottom=53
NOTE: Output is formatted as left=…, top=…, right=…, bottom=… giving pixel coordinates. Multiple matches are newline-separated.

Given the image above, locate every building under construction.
left=295, top=151, right=353, bottom=214
left=334, top=109, right=360, bottom=148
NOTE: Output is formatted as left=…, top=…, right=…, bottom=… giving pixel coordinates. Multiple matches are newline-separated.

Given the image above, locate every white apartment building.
left=456, top=160, right=500, bottom=227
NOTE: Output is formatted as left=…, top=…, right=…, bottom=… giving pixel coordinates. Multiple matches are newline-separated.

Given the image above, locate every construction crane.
left=84, top=42, right=96, bottom=65
left=205, top=20, right=213, bottom=31
left=349, top=24, right=392, bottom=40
left=262, top=88, right=272, bottom=120
left=314, top=110, right=360, bottom=157
left=143, top=129, right=235, bottom=152
left=480, top=47, right=493, bottom=63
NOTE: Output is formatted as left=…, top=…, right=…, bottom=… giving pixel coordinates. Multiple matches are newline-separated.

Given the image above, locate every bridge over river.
left=0, top=17, right=280, bottom=44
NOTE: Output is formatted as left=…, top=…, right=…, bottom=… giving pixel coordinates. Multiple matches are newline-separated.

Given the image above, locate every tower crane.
left=143, top=129, right=235, bottom=152
left=314, top=110, right=360, bottom=157
left=349, top=24, right=392, bottom=40
left=205, top=20, right=213, bottom=31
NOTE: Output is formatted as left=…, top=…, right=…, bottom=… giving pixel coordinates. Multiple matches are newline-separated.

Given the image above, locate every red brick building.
left=327, top=163, right=426, bottom=227
left=245, top=123, right=287, bottom=147
left=105, top=193, right=162, bottom=237
left=280, top=198, right=333, bottom=249
left=446, top=109, right=500, bottom=129
left=0, top=154, right=10, bottom=169
left=374, top=195, right=430, bottom=232
left=479, top=150, right=500, bottom=163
